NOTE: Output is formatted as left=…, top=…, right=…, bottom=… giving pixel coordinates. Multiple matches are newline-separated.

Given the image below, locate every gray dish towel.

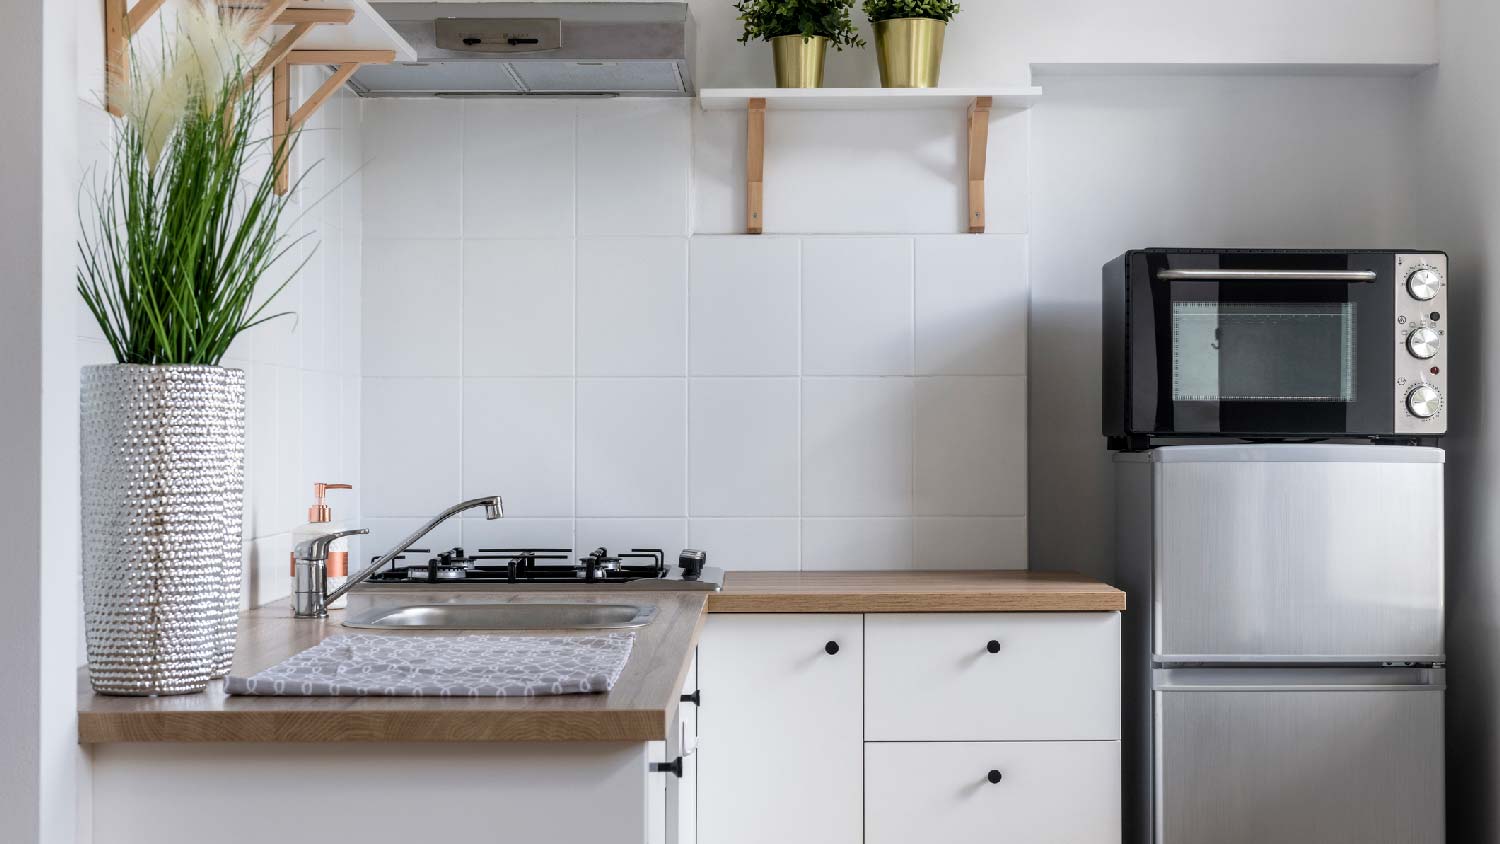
left=225, top=632, right=635, bottom=697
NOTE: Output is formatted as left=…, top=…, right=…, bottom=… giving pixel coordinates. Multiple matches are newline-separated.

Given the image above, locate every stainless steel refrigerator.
left=1116, top=444, right=1445, bottom=844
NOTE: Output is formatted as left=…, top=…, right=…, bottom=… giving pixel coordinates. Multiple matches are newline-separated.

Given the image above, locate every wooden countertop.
left=78, top=570, right=1121, bottom=744
left=78, top=593, right=707, bottom=744
left=708, top=570, right=1126, bottom=613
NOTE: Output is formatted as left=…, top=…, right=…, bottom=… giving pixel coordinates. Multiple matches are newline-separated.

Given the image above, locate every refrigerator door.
left=1155, top=668, right=1444, bottom=844
left=1152, top=445, right=1444, bottom=662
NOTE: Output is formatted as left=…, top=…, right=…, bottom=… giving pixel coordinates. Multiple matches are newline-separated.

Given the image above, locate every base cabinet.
left=697, top=614, right=864, bottom=844
left=699, top=612, right=1121, bottom=844
left=866, top=741, right=1121, bottom=844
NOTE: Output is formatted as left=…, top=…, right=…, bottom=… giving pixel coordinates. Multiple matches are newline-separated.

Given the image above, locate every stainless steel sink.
left=342, top=602, right=658, bottom=631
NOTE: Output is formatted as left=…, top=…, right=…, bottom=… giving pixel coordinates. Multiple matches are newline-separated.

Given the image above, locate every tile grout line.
left=571, top=102, right=580, bottom=550
left=908, top=237, right=918, bottom=567
left=797, top=237, right=805, bottom=572
left=457, top=99, right=467, bottom=547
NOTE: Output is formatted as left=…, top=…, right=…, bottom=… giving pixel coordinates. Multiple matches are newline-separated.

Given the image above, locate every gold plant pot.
left=873, top=18, right=947, bottom=88
left=772, top=35, right=829, bottom=88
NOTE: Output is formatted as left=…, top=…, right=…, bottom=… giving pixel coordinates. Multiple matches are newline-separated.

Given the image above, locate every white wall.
left=1408, top=1, right=1500, bottom=838
left=359, top=98, right=1030, bottom=571
left=2, top=0, right=77, bottom=839
left=1027, top=73, right=1417, bottom=581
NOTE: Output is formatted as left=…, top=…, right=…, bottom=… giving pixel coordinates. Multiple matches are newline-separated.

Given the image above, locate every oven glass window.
left=1172, top=302, right=1357, bottom=402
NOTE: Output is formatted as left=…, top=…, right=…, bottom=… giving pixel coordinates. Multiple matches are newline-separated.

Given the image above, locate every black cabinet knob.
left=652, top=757, right=684, bottom=778
left=987, top=770, right=1003, bottom=784
left=824, top=640, right=840, bottom=655
left=986, top=640, right=1001, bottom=654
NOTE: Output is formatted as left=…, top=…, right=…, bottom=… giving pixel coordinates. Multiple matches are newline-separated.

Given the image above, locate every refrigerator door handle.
left=1154, top=666, right=1446, bottom=692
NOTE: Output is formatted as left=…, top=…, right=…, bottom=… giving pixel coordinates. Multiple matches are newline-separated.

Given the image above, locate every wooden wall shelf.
left=105, top=1, right=414, bottom=191
left=698, top=87, right=1042, bottom=234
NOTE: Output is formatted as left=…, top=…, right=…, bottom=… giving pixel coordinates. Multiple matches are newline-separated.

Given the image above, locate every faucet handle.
left=295, top=528, right=370, bottom=562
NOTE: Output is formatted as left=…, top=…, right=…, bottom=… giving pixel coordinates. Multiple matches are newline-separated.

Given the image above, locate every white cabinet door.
left=866, top=612, right=1120, bottom=741
left=866, top=741, right=1121, bottom=844
left=676, top=653, right=699, bottom=844
left=698, top=614, right=863, bottom=844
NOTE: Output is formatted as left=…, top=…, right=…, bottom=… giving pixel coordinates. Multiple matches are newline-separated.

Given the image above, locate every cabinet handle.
left=986, top=640, right=1001, bottom=654
left=824, top=640, right=840, bottom=655
left=652, top=757, right=684, bottom=778
left=681, top=690, right=701, bottom=706
left=987, top=770, right=1003, bottom=784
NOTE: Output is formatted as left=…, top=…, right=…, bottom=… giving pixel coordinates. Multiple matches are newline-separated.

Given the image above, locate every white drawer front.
left=866, top=612, right=1120, bottom=741
left=866, top=741, right=1121, bottom=844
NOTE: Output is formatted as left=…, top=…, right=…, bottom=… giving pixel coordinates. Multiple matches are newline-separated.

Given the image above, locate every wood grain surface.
left=707, top=570, right=1126, bottom=613
left=78, top=593, right=707, bottom=744
left=78, top=571, right=1123, bottom=743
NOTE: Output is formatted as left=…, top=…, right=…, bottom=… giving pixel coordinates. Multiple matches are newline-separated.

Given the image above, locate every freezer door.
left=1154, top=455, right=1444, bottom=661
left=1154, top=668, right=1444, bottom=844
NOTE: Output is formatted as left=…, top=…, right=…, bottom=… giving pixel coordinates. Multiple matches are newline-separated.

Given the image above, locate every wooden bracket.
left=746, top=98, right=766, bottom=235
left=104, top=0, right=168, bottom=116
left=272, top=50, right=395, bottom=194
left=967, top=96, right=992, bottom=234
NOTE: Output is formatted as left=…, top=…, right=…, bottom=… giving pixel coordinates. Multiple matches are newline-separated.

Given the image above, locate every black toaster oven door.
left=1127, top=250, right=1394, bottom=437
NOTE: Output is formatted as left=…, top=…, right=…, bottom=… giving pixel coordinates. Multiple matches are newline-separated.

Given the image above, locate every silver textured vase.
left=81, top=365, right=246, bottom=695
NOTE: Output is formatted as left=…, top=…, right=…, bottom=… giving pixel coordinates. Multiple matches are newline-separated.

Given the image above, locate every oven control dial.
left=1407, top=267, right=1443, bottom=301
left=1406, top=384, right=1442, bottom=419
left=1406, top=326, right=1441, bottom=359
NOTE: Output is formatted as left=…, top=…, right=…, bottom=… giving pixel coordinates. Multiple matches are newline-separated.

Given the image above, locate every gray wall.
left=1409, top=1, right=1500, bottom=838
left=1027, top=73, right=1418, bottom=582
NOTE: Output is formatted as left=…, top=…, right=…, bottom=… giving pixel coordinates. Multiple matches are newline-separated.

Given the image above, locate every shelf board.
left=252, top=0, right=417, bottom=62
left=698, top=86, right=1042, bottom=111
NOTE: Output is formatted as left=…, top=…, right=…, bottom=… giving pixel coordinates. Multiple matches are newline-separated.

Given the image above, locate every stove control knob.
left=679, top=549, right=707, bottom=580
left=1407, top=267, right=1443, bottom=301
left=1407, top=384, right=1442, bottom=419
left=1406, top=326, right=1441, bottom=359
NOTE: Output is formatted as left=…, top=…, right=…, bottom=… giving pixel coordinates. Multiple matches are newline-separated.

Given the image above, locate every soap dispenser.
left=291, top=483, right=354, bottom=609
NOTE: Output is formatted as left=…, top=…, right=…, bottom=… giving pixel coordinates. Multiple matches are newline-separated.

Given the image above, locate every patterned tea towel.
left=225, top=632, right=635, bottom=697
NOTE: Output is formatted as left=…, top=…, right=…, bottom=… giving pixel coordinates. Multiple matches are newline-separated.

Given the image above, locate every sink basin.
left=342, top=602, right=658, bottom=631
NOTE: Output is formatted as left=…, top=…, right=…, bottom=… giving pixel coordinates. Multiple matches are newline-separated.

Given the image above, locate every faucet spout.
left=294, top=495, right=506, bottom=618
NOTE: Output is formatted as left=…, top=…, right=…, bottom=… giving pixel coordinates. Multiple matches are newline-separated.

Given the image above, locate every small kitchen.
left=4, top=0, right=1496, bottom=843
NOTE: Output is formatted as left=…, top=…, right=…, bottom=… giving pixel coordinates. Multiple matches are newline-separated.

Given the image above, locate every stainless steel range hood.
left=349, top=2, right=695, bottom=97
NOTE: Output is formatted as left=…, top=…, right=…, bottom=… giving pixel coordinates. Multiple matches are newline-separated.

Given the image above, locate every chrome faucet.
left=291, top=495, right=505, bottom=618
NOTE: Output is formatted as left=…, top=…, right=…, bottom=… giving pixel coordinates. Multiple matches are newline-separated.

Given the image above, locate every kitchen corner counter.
left=78, top=570, right=1122, bottom=744
left=708, top=570, right=1126, bottom=613
left=78, top=593, right=707, bottom=744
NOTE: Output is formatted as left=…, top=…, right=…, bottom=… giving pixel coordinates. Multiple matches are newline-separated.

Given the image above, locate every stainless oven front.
left=1103, top=249, right=1448, bottom=447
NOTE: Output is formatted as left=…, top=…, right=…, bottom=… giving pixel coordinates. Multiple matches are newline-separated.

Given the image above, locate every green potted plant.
left=78, top=4, right=302, bottom=695
left=863, top=0, right=961, bottom=87
left=735, top=0, right=865, bottom=88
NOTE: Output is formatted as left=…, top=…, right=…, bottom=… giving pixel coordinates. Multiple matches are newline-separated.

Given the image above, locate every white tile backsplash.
left=363, top=99, right=463, bottom=239
left=360, top=100, right=1030, bottom=572
left=363, top=238, right=461, bottom=376
left=689, top=237, right=801, bottom=376
left=802, top=238, right=914, bottom=376
left=462, top=101, right=576, bottom=239
left=576, top=237, right=688, bottom=376
left=576, top=99, right=691, bottom=236
left=914, top=376, right=1028, bottom=517
left=462, top=239, right=574, bottom=377
left=690, top=378, right=799, bottom=517
left=688, top=518, right=800, bottom=571
left=361, top=378, right=462, bottom=518
left=576, top=378, right=687, bottom=518
left=802, top=518, right=914, bottom=570
left=914, top=517, right=1027, bottom=570
left=802, top=378, right=914, bottom=517
left=461, top=378, right=574, bottom=518
left=915, top=236, right=1029, bottom=376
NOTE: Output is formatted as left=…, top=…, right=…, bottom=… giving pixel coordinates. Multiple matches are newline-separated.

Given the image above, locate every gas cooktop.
left=353, top=546, right=724, bottom=592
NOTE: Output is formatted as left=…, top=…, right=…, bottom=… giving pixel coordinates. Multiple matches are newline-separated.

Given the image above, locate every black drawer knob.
left=824, top=640, right=840, bottom=655
left=987, top=770, right=1003, bottom=784
left=986, top=640, right=1001, bottom=654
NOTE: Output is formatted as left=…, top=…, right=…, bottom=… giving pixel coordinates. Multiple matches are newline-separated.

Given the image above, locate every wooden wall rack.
left=698, top=88, right=1042, bottom=235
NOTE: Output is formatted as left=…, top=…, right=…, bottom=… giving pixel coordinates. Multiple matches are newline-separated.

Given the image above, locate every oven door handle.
left=1156, top=268, right=1379, bottom=282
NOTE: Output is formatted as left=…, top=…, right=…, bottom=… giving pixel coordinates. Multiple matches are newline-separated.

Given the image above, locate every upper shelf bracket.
left=703, top=88, right=1039, bottom=235
left=103, top=0, right=168, bottom=116
left=272, top=49, right=396, bottom=194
